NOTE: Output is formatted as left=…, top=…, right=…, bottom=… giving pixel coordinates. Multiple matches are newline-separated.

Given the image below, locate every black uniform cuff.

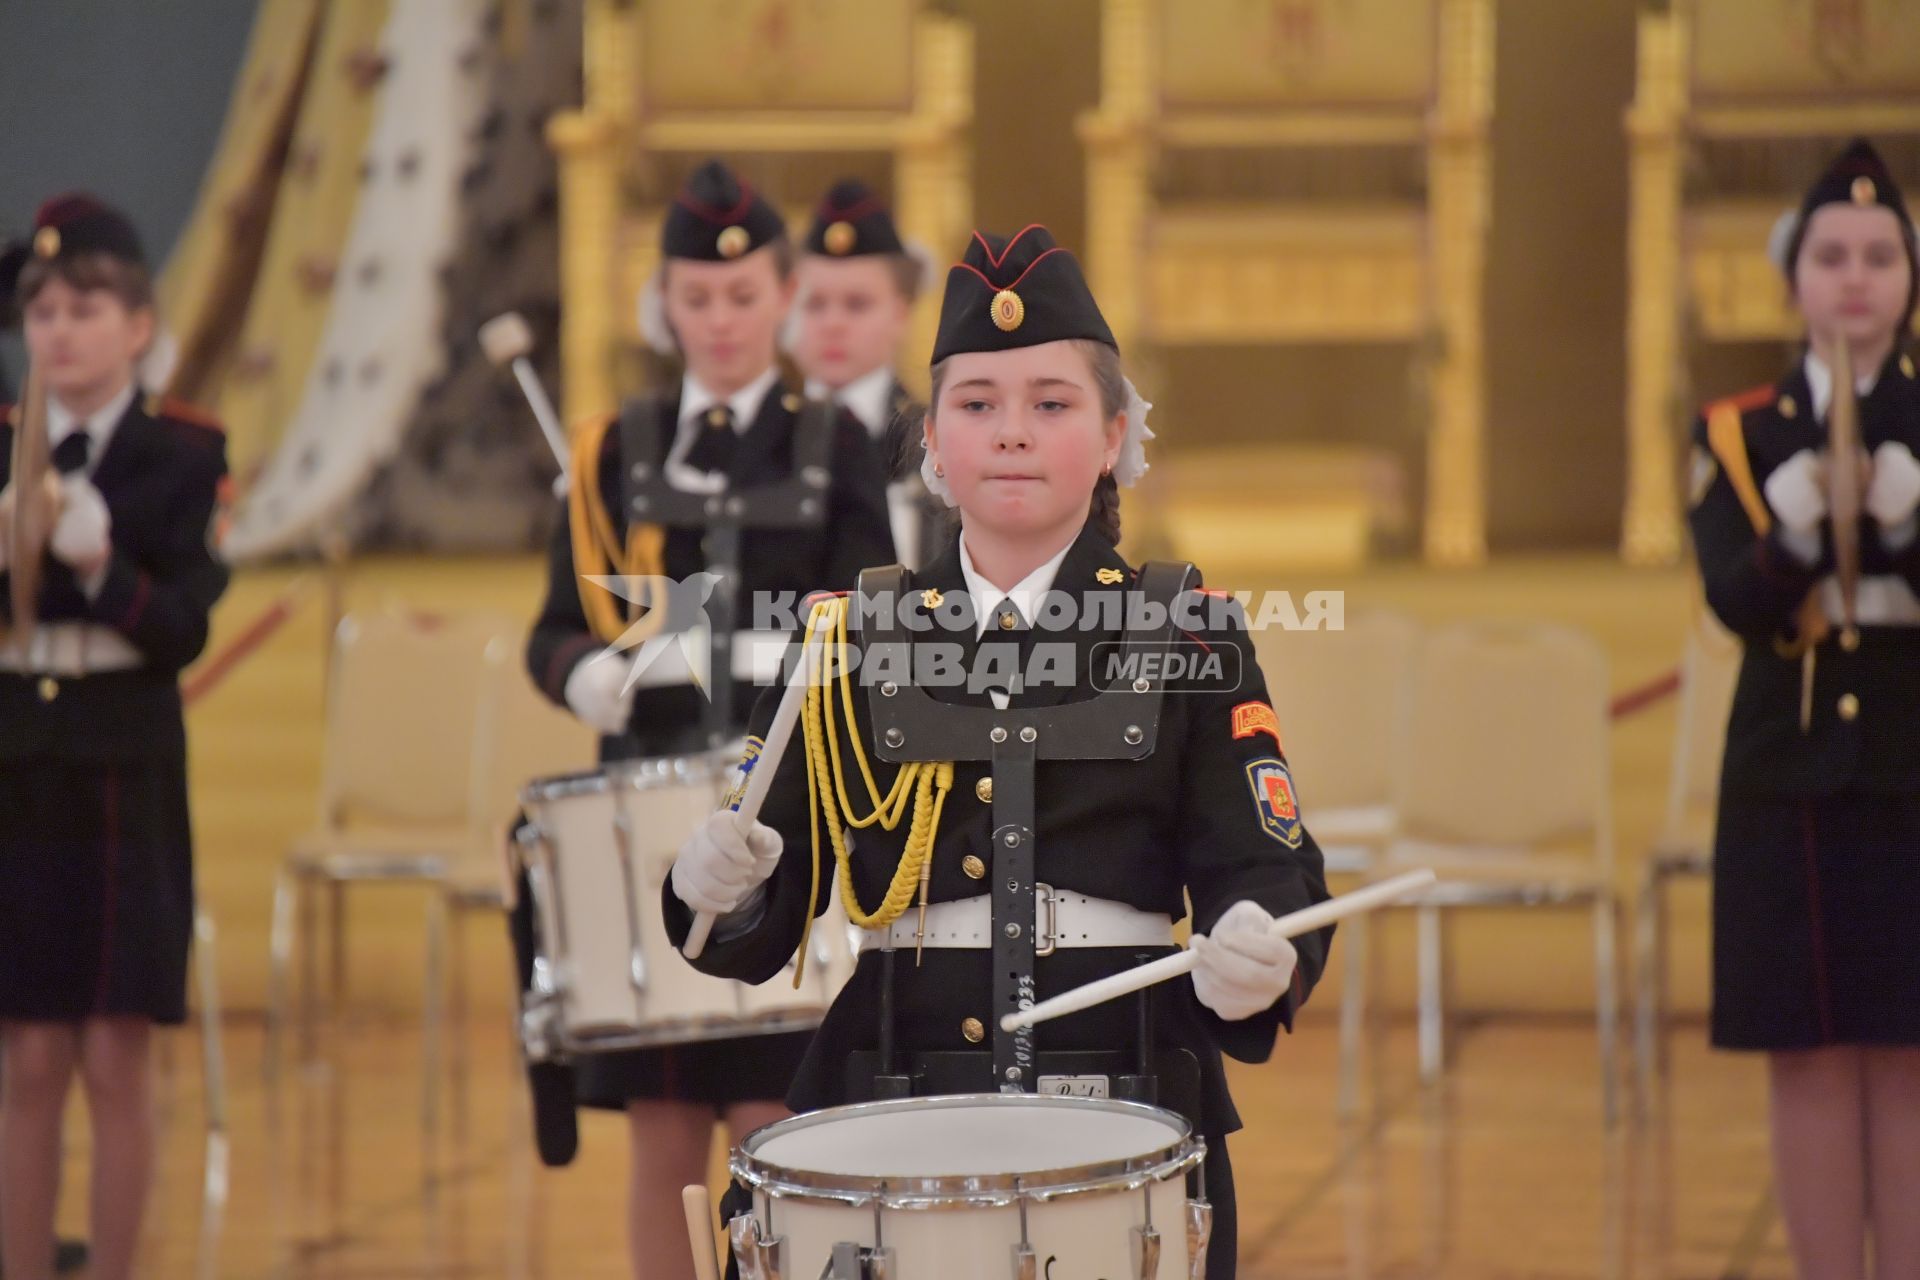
left=88, top=553, right=151, bottom=633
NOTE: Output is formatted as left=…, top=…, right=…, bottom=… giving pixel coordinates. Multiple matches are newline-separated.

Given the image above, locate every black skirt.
left=574, top=1030, right=814, bottom=1111
left=1712, top=786, right=1920, bottom=1050
left=0, top=756, right=195, bottom=1025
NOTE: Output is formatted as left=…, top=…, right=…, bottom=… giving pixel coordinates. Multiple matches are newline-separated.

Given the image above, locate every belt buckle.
left=1035, top=882, right=1058, bottom=957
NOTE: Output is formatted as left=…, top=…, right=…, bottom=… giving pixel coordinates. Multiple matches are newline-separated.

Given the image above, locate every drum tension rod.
left=1132, top=1180, right=1160, bottom=1280
left=1011, top=1177, right=1036, bottom=1280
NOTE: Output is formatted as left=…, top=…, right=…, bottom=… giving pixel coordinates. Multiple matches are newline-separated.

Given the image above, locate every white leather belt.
left=624, top=627, right=789, bottom=689
left=859, top=888, right=1175, bottom=955
left=1820, top=575, right=1920, bottom=627
left=0, top=623, right=144, bottom=676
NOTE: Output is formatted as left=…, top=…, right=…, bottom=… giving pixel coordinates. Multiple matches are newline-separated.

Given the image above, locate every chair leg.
left=1416, top=904, right=1446, bottom=1086
left=193, top=910, right=230, bottom=1210
left=1595, top=896, right=1623, bottom=1128
left=298, top=869, right=320, bottom=1067
left=329, top=879, right=349, bottom=1039
left=450, top=904, right=472, bottom=1149
left=265, top=868, right=298, bottom=1085
left=1631, top=867, right=1665, bottom=1124
left=423, top=892, right=447, bottom=1173
left=1337, top=912, right=1369, bottom=1118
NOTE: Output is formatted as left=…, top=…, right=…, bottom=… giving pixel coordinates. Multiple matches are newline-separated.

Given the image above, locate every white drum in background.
left=516, top=752, right=852, bottom=1056
left=728, top=1095, right=1210, bottom=1280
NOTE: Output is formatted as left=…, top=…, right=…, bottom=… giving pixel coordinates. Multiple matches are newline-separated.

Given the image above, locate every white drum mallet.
left=1001, top=869, right=1438, bottom=1032
left=479, top=311, right=571, bottom=497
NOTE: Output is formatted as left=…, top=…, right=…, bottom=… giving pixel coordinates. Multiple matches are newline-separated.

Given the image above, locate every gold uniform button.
left=1838, top=692, right=1860, bottom=721
left=961, top=1017, right=986, bottom=1044
left=998, top=610, right=1017, bottom=631
left=781, top=392, right=803, bottom=413
left=1778, top=394, right=1798, bottom=419
left=705, top=406, right=730, bottom=429
left=962, top=854, right=987, bottom=880
left=1903, top=354, right=1916, bottom=380
left=975, top=776, right=994, bottom=804
left=36, top=676, right=59, bottom=703
left=1840, top=627, right=1861, bottom=653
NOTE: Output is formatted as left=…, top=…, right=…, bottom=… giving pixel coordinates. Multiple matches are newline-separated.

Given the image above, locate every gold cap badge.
left=33, top=226, right=60, bottom=258
left=1851, top=175, right=1877, bottom=206
left=716, top=225, right=751, bottom=259
left=991, top=289, right=1025, bottom=333
left=823, top=220, right=857, bottom=256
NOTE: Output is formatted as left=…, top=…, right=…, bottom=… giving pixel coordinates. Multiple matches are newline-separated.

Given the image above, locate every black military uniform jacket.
left=0, top=394, right=230, bottom=762
left=664, top=521, right=1333, bottom=1133
left=1688, top=346, right=1920, bottom=795
left=525, top=383, right=895, bottom=757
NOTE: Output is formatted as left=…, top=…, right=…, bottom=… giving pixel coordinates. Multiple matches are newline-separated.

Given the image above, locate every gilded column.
left=1620, top=11, right=1688, bottom=565
left=1422, top=0, right=1494, bottom=565
left=547, top=110, right=623, bottom=426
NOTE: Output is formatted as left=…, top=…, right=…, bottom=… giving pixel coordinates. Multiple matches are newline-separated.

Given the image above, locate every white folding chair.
left=1377, top=621, right=1625, bottom=1124
left=1253, top=610, right=1419, bottom=1116
left=265, top=610, right=506, bottom=1084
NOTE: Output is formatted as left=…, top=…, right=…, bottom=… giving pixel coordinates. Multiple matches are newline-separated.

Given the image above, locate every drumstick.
left=681, top=620, right=818, bottom=959
left=999, top=869, right=1437, bottom=1033
left=680, top=1184, right=722, bottom=1280
left=479, top=311, right=570, bottom=497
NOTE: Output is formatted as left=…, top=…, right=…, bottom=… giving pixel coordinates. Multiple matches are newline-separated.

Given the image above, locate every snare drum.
left=515, top=752, right=853, bottom=1057
left=728, top=1094, right=1211, bottom=1280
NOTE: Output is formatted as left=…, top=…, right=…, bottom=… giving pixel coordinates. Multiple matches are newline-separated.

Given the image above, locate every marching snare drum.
left=515, top=752, right=852, bottom=1058
left=728, top=1094, right=1210, bottom=1280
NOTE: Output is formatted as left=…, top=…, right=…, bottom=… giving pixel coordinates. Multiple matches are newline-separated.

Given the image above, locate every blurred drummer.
left=521, top=158, right=892, bottom=1279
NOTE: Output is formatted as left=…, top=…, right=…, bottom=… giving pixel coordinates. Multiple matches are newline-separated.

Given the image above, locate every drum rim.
left=730, top=1094, right=1203, bottom=1209
left=520, top=747, right=743, bottom=805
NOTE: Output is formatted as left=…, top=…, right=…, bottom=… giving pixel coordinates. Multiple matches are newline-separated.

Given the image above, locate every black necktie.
left=52, top=428, right=91, bottom=475
left=682, top=404, right=738, bottom=478
left=977, top=599, right=1032, bottom=706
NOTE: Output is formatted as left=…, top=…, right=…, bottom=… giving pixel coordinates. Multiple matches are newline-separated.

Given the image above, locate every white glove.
left=1763, top=449, right=1827, bottom=534
left=563, top=651, right=637, bottom=735
left=670, top=809, right=782, bottom=916
left=1867, top=441, right=1920, bottom=529
left=1189, top=899, right=1298, bottom=1022
left=49, top=475, right=111, bottom=574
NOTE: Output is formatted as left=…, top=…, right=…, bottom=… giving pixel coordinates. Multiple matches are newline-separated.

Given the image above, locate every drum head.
left=738, top=1095, right=1193, bottom=1193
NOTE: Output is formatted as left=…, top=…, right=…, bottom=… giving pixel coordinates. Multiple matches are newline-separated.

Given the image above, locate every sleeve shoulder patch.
left=1244, top=756, right=1304, bottom=848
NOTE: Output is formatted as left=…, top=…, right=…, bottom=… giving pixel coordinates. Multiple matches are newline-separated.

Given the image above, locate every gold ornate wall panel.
left=551, top=0, right=972, bottom=425
left=1085, top=0, right=1492, bottom=566
left=639, top=2, right=915, bottom=112
left=1688, top=0, right=1920, bottom=105
left=1145, top=206, right=1426, bottom=342
left=1621, top=1, right=1920, bottom=565
left=1159, top=0, right=1436, bottom=109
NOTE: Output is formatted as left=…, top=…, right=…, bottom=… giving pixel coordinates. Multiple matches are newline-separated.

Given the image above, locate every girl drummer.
left=1687, top=138, right=1920, bottom=1278
left=522, top=158, right=893, bottom=1280
left=665, top=223, right=1333, bottom=1278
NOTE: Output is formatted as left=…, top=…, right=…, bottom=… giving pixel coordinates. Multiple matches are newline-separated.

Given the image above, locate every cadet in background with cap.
left=1688, top=139, right=1920, bottom=1278
left=791, top=178, right=943, bottom=568
left=0, top=193, right=230, bottom=1280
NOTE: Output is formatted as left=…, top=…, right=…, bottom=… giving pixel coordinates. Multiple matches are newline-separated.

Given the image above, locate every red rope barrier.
left=181, top=578, right=310, bottom=708
left=1609, top=668, right=1682, bottom=721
